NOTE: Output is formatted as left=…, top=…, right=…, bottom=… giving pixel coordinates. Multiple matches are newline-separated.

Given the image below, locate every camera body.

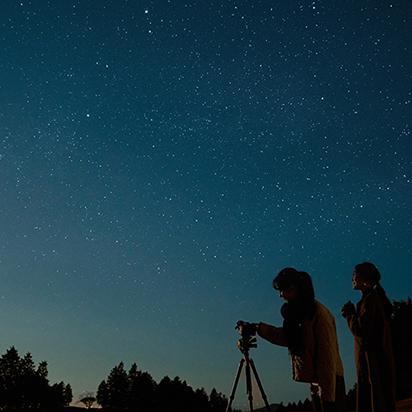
left=236, top=320, right=258, bottom=338
left=236, top=321, right=258, bottom=352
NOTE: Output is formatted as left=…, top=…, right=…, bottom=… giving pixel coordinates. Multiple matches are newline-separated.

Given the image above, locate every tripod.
left=225, top=338, right=272, bottom=412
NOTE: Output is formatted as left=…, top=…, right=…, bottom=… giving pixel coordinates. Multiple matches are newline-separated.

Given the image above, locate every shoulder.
left=361, top=288, right=382, bottom=307
left=360, top=288, right=388, bottom=316
left=313, top=301, right=336, bottom=327
left=314, top=300, right=334, bottom=318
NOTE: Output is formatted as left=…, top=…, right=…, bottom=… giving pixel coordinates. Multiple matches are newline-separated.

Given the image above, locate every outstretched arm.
left=257, top=322, right=288, bottom=347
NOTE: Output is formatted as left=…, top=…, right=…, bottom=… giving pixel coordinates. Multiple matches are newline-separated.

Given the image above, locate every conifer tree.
left=97, top=362, right=129, bottom=411
left=0, top=346, right=71, bottom=410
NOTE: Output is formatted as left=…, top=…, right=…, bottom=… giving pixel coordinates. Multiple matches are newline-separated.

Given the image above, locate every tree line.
left=0, top=346, right=72, bottom=410
left=0, top=299, right=410, bottom=411
left=96, top=361, right=236, bottom=412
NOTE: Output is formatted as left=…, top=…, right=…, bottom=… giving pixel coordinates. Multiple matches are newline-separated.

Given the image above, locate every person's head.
left=272, top=267, right=315, bottom=303
left=352, top=262, right=381, bottom=291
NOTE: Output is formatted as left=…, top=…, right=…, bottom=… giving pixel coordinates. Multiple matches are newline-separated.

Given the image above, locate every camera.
left=236, top=321, right=258, bottom=352
left=236, top=320, right=258, bottom=338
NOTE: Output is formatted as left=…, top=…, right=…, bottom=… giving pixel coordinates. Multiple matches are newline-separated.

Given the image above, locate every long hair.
left=273, top=268, right=316, bottom=355
left=273, top=267, right=315, bottom=303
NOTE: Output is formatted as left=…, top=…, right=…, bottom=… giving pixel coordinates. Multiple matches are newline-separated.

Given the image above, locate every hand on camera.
left=341, top=301, right=355, bottom=318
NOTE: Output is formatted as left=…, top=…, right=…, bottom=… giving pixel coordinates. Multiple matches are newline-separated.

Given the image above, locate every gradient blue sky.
left=0, top=0, right=411, bottom=408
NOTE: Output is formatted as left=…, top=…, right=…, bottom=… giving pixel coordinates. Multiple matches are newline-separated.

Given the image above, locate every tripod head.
left=236, top=320, right=258, bottom=354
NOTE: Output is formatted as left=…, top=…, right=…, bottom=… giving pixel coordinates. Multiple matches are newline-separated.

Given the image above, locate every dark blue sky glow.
left=0, top=0, right=411, bottom=407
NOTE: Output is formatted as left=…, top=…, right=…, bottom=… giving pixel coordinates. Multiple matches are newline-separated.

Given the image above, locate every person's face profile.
left=352, top=271, right=370, bottom=291
left=278, top=286, right=298, bottom=302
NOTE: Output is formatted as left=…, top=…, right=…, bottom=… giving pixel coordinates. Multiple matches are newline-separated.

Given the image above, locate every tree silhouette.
left=47, top=381, right=73, bottom=409
left=392, top=298, right=412, bottom=400
left=65, top=383, right=73, bottom=406
left=279, top=400, right=313, bottom=411
left=155, top=376, right=195, bottom=412
left=80, top=393, right=97, bottom=409
left=209, top=388, right=228, bottom=412
left=97, top=362, right=235, bottom=412
left=154, top=375, right=172, bottom=412
left=0, top=346, right=72, bottom=410
left=97, top=381, right=109, bottom=408
left=193, top=387, right=210, bottom=412
left=97, top=362, right=129, bottom=411
left=128, top=363, right=156, bottom=411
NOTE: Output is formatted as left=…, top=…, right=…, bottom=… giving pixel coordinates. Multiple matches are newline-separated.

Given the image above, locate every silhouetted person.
left=341, top=262, right=396, bottom=412
left=257, top=268, right=346, bottom=412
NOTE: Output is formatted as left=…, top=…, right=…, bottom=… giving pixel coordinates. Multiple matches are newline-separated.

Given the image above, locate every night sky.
left=1, top=0, right=411, bottom=408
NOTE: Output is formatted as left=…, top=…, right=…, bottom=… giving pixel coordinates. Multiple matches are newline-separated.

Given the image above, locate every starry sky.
left=0, top=0, right=411, bottom=408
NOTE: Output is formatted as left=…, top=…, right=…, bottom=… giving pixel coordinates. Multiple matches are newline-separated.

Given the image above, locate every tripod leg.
left=225, top=358, right=245, bottom=412
left=245, top=355, right=254, bottom=412
left=249, top=358, right=272, bottom=412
